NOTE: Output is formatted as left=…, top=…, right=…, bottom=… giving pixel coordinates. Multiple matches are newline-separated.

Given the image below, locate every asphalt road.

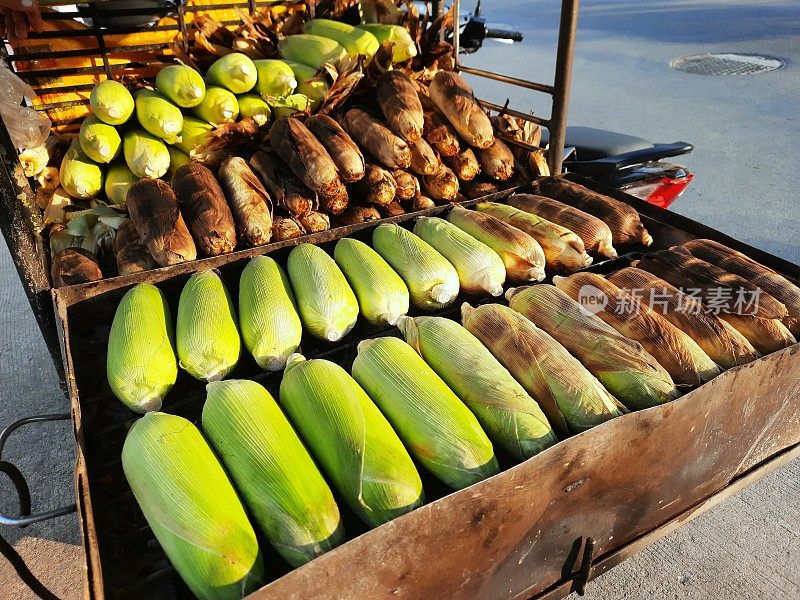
left=1, top=1, right=799, bottom=598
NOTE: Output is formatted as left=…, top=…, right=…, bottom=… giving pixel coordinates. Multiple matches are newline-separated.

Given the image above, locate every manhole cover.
left=670, top=53, right=784, bottom=75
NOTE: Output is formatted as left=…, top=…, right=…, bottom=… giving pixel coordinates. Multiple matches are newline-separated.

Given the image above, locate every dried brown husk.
left=407, top=136, right=439, bottom=175
left=249, top=150, right=316, bottom=218
left=305, top=114, right=365, bottom=183
left=608, top=267, right=759, bottom=369
left=509, top=193, right=617, bottom=258
left=461, top=302, right=624, bottom=437
left=51, top=247, right=103, bottom=287
left=411, top=195, right=435, bottom=211
left=269, top=117, right=349, bottom=214
left=442, top=146, right=480, bottom=181
left=272, top=215, right=305, bottom=241
left=554, top=272, right=721, bottom=387
left=114, top=219, right=155, bottom=276
left=419, top=94, right=460, bottom=157
left=476, top=202, right=591, bottom=274
left=376, top=70, right=424, bottom=142
left=462, top=180, right=499, bottom=200
left=506, top=284, right=680, bottom=410
left=380, top=201, right=406, bottom=217
left=682, top=238, right=800, bottom=319
left=172, top=163, right=237, bottom=256
left=634, top=247, right=788, bottom=320
left=335, top=205, right=382, bottom=225
left=193, top=118, right=263, bottom=168
left=446, top=206, right=545, bottom=283
left=491, top=114, right=541, bottom=148
left=422, top=164, right=459, bottom=201
left=127, top=179, right=197, bottom=266
left=475, top=138, right=514, bottom=181
left=350, top=164, right=396, bottom=206
left=391, top=169, right=420, bottom=200
left=218, top=156, right=273, bottom=247
left=344, top=108, right=411, bottom=170
left=429, top=70, right=494, bottom=149
left=534, top=177, right=653, bottom=246
left=527, top=148, right=551, bottom=177
left=298, top=211, right=330, bottom=233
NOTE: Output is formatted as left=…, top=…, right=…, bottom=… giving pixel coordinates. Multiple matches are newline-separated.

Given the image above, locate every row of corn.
left=106, top=185, right=656, bottom=411
left=117, top=234, right=800, bottom=599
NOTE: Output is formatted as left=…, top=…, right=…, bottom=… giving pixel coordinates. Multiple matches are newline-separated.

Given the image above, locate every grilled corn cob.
left=429, top=70, right=494, bottom=148
left=352, top=336, right=499, bottom=489
left=608, top=267, right=759, bottom=368
left=372, top=223, right=460, bottom=310
left=462, top=303, right=624, bottom=436
left=107, top=283, right=177, bottom=412
left=305, top=114, right=365, bottom=183
left=506, top=285, right=680, bottom=409
left=509, top=194, right=617, bottom=259
left=280, top=355, right=423, bottom=527
left=443, top=147, right=480, bottom=182
left=422, top=164, right=459, bottom=201
left=446, top=206, right=546, bottom=282
left=218, top=156, right=273, bottom=247
left=287, top=243, right=359, bottom=342
left=376, top=70, right=424, bottom=142
left=398, top=316, right=557, bottom=459
left=334, top=238, right=409, bottom=325
left=344, top=108, right=411, bottom=170
left=534, top=177, right=653, bottom=246
left=554, top=272, right=721, bottom=386
left=475, top=138, right=514, bottom=181
left=414, top=216, right=505, bottom=297
left=476, top=202, right=592, bottom=273
left=203, top=380, right=343, bottom=566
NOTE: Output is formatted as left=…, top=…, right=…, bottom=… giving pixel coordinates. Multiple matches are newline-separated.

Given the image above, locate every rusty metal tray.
left=41, top=175, right=800, bottom=599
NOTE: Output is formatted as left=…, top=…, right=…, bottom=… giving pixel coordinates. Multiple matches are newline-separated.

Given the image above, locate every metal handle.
left=0, top=414, right=77, bottom=527
left=484, top=28, right=523, bottom=42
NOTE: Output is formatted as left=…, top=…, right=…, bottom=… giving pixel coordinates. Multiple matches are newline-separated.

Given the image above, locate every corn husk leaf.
left=287, top=243, right=359, bottom=342
left=554, top=272, right=721, bottom=387
left=476, top=202, right=592, bottom=273
left=509, top=193, right=617, bottom=259
left=107, top=283, right=177, bottom=412
left=372, top=223, right=459, bottom=310
left=506, top=285, right=680, bottom=410
left=462, top=302, right=625, bottom=437
left=413, top=216, right=505, bottom=297
left=446, top=206, right=545, bottom=283
left=203, top=380, right=343, bottom=567
left=122, top=413, right=264, bottom=600
left=608, top=267, right=759, bottom=368
left=716, top=313, right=796, bottom=355
left=398, top=316, right=557, bottom=459
left=278, top=34, right=348, bottom=69
left=352, top=336, right=498, bottom=489
left=280, top=356, right=422, bottom=527
left=334, top=238, right=409, bottom=325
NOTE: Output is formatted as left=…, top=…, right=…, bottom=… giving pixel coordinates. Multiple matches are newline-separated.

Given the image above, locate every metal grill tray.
left=52, top=176, right=800, bottom=599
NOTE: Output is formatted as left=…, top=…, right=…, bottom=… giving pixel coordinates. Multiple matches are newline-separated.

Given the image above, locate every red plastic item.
left=622, top=173, right=694, bottom=209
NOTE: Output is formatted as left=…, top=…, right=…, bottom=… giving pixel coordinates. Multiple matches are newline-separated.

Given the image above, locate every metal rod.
left=458, top=65, right=555, bottom=95
left=477, top=99, right=550, bottom=127
left=452, top=0, right=461, bottom=61
left=548, top=0, right=580, bottom=174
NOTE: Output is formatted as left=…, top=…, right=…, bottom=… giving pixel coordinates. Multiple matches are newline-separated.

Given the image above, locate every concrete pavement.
left=2, top=1, right=799, bottom=598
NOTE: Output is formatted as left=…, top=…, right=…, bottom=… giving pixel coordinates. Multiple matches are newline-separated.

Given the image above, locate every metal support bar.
left=477, top=99, right=550, bottom=128
left=457, top=65, right=555, bottom=95
left=548, top=0, right=580, bottom=174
